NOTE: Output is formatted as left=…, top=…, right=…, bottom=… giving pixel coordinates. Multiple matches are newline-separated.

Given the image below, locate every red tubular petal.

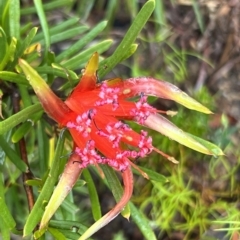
left=40, top=152, right=83, bottom=229
left=79, top=166, right=133, bottom=240
left=70, top=52, right=99, bottom=93
left=19, top=59, right=73, bottom=124
left=121, top=77, right=212, bottom=114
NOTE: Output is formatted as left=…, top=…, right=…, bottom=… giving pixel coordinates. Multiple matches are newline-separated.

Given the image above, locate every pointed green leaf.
left=130, top=202, right=157, bottom=240
left=186, top=132, right=224, bottom=156
left=11, top=120, right=33, bottom=143
left=133, top=166, right=168, bottom=183
left=98, top=0, right=155, bottom=78
left=62, top=40, right=113, bottom=70
left=56, top=20, right=108, bottom=62
left=0, top=135, right=28, bottom=172
left=0, top=71, right=28, bottom=85
left=9, top=0, right=20, bottom=39
left=7, top=27, right=38, bottom=70
left=48, top=227, right=66, bottom=240
left=38, top=26, right=88, bottom=45
left=0, top=103, right=42, bottom=135
left=33, top=18, right=80, bottom=42
left=83, top=169, right=102, bottom=221
left=0, top=37, right=17, bottom=71
left=33, top=0, right=50, bottom=60
left=0, top=177, right=16, bottom=230
left=0, top=27, right=7, bottom=62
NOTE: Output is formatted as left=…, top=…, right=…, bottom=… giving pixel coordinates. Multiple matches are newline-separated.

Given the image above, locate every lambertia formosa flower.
left=19, top=52, right=223, bottom=240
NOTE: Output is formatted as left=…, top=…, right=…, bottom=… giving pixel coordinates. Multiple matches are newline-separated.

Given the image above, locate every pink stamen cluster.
left=74, top=140, right=129, bottom=171
left=67, top=109, right=96, bottom=137
left=95, top=83, right=120, bottom=110
left=131, top=94, right=155, bottom=124
left=97, top=121, right=130, bottom=148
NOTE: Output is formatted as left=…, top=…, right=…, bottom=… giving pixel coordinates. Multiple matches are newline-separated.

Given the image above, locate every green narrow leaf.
left=18, top=84, right=32, bottom=107
left=0, top=215, right=11, bottom=240
left=83, top=169, right=102, bottom=221
left=129, top=202, right=157, bottom=240
left=7, top=27, right=38, bottom=70
left=186, top=132, right=224, bottom=156
left=21, top=0, right=72, bottom=15
left=33, top=0, right=50, bottom=60
left=192, top=0, right=204, bottom=33
left=99, top=43, right=138, bottom=71
left=62, top=40, right=113, bottom=70
left=101, top=165, right=130, bottom=218
left=0, top=37, right=17, bottom=71
left=0, top=27, right=7, bottom=62
left=0, top=103, right=42, bottom=135
left=76, top=0, right=95, bottom=22
left=133, top=166, right=168, bottom=183
left=11, top=121, right=33, bottom=143
left=0, top=71, right=28, bottom=85
left=23, top=131, right=66, bottom=236
left=48, top=227, right=66, bottom=240
left=9, top=0, right=20, bottom=39
left=98, top=0, right=155, bottom=78
left=49, top=220, right=87, bottom=234
left=33, top=18, right=80, bottom=42
left=154, top=0, right=166, bottom=26
left=0, top=176, right=16, bottom=230
left=37, top=120, right=49, bottom=174
left=36, top=66, right=78, bottom=80
left=56, top=20, right=108, bottom=62
left=38, top=26, right=88, bottom=45
left=0, top=135, right=28, bottom=172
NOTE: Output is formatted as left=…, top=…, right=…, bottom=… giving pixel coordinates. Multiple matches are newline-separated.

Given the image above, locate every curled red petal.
left=79, top=166, right=133, bottom=240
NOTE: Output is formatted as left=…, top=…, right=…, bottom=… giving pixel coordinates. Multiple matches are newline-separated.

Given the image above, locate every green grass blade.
left=0, top=103, right=42, bottom=135
left=83, top=169, right=102, bottom=221
left=154, top=0, right=166, bottom=26
left=56, top=20, right=108, bottom=62
left=192, top=0, right=204, bottom=33
left=98, top=0, right=155, bottom=78
left=23, top=131, right=66, bottom=236
left=129, top=202, right=157, bottom=240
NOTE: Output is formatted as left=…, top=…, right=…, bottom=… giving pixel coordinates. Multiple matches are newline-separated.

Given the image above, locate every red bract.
left=19, top=52, right=223, bottom=240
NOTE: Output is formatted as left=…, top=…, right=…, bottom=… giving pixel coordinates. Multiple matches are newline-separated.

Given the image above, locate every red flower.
left=19, top=52, right=223, bottom=240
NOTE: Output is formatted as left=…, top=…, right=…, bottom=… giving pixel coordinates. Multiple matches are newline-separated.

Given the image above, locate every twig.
left=12, top=90, right=35, bottom=211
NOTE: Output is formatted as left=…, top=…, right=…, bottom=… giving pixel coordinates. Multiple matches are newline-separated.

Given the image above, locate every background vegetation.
left=0, top=0, right=239, bottom=239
